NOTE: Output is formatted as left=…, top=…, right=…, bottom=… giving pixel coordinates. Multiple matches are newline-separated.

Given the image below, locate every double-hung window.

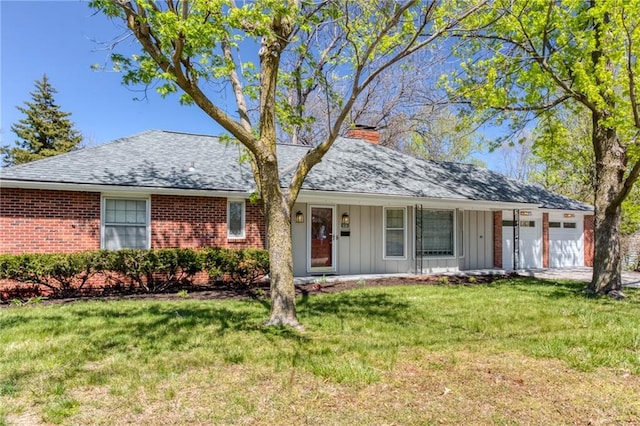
left=384, top=207, right=406, bottom=258
left=417, top=209, right=454, bottom=257
left=227, top=200, right=246, bottom=239
left=102, top=198, right=149, bottom=250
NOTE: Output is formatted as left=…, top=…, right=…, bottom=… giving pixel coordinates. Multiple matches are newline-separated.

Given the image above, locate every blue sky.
left=1, top=1, right=503, bottom=169
left=1, top=1, right=223, bottom=147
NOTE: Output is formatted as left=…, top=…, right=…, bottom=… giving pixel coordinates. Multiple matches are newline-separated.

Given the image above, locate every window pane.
left=228, top=201, right=244, bottom=237
left=126, top=210, right=138, bottom=224
left=386, top=229, right=404, bottom=257
left=564, top=222, right=577, bottom=229
left=104, top=225, right=147, bottom=250
left=419, top=210, right=453, bottom=256
left=115, top=209, right=127, bottom=223
left=386, top=209, right=404, bottom=228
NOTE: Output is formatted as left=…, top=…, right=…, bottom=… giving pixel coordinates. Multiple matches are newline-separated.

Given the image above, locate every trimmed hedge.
left=0, top=247, right=269, bottom=300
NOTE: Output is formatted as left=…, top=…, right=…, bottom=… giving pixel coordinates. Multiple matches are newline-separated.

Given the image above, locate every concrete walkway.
left=294, top=267, right=640, bottom=289
left=517, top=267, right=640, bottom=289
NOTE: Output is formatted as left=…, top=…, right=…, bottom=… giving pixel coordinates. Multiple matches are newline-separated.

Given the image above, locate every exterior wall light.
left=295, top=211, right=304, bottom=223
left=563, top=213, right=575, bottom=218
left=341, top=212, right=350, bottom=228
left=520, top=210, right=532, bottom=216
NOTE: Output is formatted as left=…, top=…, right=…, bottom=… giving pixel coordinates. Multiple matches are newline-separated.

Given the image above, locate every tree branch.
left=287, top=0, right=487, bottom=205
left=222, top=38, right=252, bottom=132
left=115, top=0, right=257, bottom=151
left=622, top=11, right=640, bottom=129
left=610, top=149, right=640, bottom=211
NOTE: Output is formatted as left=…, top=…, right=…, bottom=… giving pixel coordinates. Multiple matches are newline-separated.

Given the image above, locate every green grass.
left=1, top=277, right=639, bottom=425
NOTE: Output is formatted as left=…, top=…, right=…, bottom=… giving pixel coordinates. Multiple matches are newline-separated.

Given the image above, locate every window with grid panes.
left=417, top=210, right=454, bottom=256
left=103, top=198, right=149, bottom=249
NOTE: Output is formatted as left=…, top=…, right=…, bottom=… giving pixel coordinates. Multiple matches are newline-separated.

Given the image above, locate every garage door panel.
left=549, top=220, right=584, bottom=268
left=502, top=218, right=542, bottom=269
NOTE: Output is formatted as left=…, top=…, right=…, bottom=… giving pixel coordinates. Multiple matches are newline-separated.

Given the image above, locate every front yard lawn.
left=1, top=277, right=639, bottom=425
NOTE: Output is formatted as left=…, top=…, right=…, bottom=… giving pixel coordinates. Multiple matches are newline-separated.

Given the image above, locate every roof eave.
left=296, top=189, right=542, bottom=210
left=0, top=179, right=252, bottom=199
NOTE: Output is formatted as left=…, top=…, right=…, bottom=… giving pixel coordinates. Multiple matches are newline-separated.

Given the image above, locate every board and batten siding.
left=291, top=203, right=500, bottom=277
left=460, top=210, right=494, bottom=270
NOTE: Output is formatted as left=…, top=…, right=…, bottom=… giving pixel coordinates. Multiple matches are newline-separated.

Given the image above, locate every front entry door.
left=309, top=206, right=335, bottom=272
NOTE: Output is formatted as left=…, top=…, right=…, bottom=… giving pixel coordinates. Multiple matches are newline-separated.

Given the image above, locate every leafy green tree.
left=447, top=0, right=640, bottom=296
left=529, top=109, right=595, bottom=204
left=404, top=105, right=482, bottom=163
left=2, top=74, right=83, bottom=166
left=91, top=0, right=487, bottom=327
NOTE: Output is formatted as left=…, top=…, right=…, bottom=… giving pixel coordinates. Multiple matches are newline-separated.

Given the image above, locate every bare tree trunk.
left=259, top=160, right=301, bottom=329
left=590, top=118, right=625, bottom=296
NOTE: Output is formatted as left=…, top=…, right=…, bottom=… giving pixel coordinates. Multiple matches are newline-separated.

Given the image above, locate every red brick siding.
left=584, top=215, right=594, bottom=267
left=493, top=211, right=502, bottom=268
left=0, top=189, right=266, bottom=254
left=0, top=188, right=101, bottom=254
left=150, top=195, right=265, bottom=249
left=542, top=213, right=549, bottom=268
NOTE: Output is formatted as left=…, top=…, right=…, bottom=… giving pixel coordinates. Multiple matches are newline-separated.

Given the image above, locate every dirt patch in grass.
left=9, top=350, right=638, bottom=425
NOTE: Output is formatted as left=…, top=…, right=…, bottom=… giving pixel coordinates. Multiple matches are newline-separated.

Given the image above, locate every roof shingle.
left=0, top=130, right=592, bottom=211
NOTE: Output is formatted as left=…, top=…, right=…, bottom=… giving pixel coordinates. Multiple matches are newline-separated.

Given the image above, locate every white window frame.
left=383, top=207, right=407, bottom=260
left=415, top=208, right=456, bottom=259
left=227, top=199, right=246, bottom=239
left=101, top=195, right=151, bottom=250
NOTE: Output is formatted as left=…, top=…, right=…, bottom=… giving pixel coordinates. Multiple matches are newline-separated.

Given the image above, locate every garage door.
left=502, top=217, right=542, bottom=269
left=549, top=218, right=583, bottom=267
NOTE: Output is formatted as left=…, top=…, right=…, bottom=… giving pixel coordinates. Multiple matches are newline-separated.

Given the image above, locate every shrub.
left=107, top=249, right=201, bottom=293
left=108, top=249, right=156, bottom=292
left=0, top=252, right=102, bottom=298
left=224, top=248, right=270, bottom=287
left=200, top=247, right=269, bottom=287
left=152, top=248, right=201, bottom=292
left=199, top=247, right=225, bottom=282
left=0, top=247, right=270, bottom=299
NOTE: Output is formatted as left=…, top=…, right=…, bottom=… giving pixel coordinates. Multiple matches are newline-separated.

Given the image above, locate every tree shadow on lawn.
left=298, top=290, right=412, bottom=325
left=494, top=276, right=632, bottom=301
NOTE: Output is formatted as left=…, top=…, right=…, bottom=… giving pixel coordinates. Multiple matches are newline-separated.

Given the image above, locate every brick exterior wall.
left=584, top=215, right=594, bottom=267
left=151, top=194, right=265, bottom=249
left=0, top=188, right=101, bottom=254
left=0, top=188, right=266, bottom=254
left=542, top=213, right=549, bottom=268
left=493, top=211, right=502, bottom=268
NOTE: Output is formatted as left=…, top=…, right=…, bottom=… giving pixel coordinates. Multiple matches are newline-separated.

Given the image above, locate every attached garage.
left=502, top=210, right=542, bottom=269
left=548, top=214, right=584, bottom=267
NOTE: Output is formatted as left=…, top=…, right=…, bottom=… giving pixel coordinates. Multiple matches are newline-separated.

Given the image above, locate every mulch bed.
left=1, top=273, right=512, bottom=307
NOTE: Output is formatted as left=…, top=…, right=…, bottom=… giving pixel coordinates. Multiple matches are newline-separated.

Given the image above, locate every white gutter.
left=0, top=179, right=252, bottom=199
left=295, top=189, right=540, bottom=210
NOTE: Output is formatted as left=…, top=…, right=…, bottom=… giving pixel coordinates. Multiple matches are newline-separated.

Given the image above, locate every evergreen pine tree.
left=1, top=74, right=83, bottom=166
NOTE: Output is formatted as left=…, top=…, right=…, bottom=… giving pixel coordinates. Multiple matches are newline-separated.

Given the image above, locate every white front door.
left=308, top=206, right=336, bottom=273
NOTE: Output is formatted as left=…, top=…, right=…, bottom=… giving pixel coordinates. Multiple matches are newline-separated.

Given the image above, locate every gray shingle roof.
left=1, top=129, right=592, bottom=211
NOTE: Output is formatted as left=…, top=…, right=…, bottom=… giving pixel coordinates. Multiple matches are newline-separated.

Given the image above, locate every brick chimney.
left=346, top=125, right=379, bottom=144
